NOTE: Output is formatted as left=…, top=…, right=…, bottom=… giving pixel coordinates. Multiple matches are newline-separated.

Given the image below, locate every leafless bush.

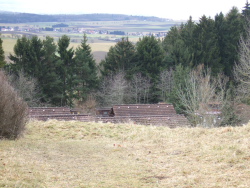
left=76, top=94, right=98, bottom=115
left=176, top=65, right=230, bottom=127
left=130, top=73, right=151, bottom=104
left=234, top=34, right=250, bottom=103
left=157, top=68, right=174, bottom=102
left=98, top=71, right=131, bottom=106
left=8, top=70, right=41, bottom=107
left=0, top=71, right=28, bottom=139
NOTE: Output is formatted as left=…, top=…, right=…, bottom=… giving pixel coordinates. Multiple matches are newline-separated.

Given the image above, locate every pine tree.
left=163, top=17, right=196, bottom=68
left=9, top=36, right=31, bottom=74
left=162, top=26, right=185, bottom=67
left=8, top=36, right=45, bottom=77
left=7, top=35, right=81, bottom=106
left=136, top=35, right=165, bottom=102
left=242, top=0, right=250, bottom=19
left=0, top=37, right=5, bottom=68
left=57, top=35, right=75, bottom=107
left=180, top=16, right=196, bottom=67
left=100, top=37, right=137, bottom=79
left=223, top=7, right=244, bottom=78
left=40, top=36, right=61, bottom=105
left=74, top=34, right=99, bottom=102
left=192, top=15, right=222, bottom=75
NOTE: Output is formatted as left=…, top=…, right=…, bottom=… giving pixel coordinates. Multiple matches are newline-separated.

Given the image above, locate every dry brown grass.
left=1, top=120, right=250, bottom=187
left=2, top=38, right=16, bottom=58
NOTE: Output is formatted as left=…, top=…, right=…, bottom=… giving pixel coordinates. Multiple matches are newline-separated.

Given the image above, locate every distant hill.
left=0, top=11, right=172, bottom=23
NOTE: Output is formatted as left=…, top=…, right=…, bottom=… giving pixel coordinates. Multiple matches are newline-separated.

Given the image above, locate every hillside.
left=1, top=120, right=250, bottom=187
left=0, top=12, right=171, bottom=23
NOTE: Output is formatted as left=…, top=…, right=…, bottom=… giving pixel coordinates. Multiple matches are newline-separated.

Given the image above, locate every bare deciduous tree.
left=76, top=94, right=98, bottom=115
left=234, top=34, right=250, bottom=102
left=176, top=65, right=229, bottom=127
left=130, top=73, right=143, bottom=104
left=110, top=71, right=129, bottom=105
left=157, top=68, right=174, bottom=102
left=98, top=71, right=130, bottom=106
left=130, top=73, right=151, bottom=104
left=0, top=70, right=28, bottom=139
left=8, top=70, right=41, bottom=107
left=141, top=75, right=151, bottom=104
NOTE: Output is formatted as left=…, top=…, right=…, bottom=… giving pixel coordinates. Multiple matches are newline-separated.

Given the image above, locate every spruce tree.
left=9, top=36, right=31, bottom=74
left=0, top=37, right=5, bottom=68
left=223, top=7, right=244, bottom=78
left=163, top=17, right=196, bottom=68
left=57, top=35, right=75, bottom=107
left=192, top=15, right=222, bottom=75
left=40, top=36, right=61, bottom=105
left=100, top=37, right=137, bottom=79
left=136, top=35, right=165, bottom=102
left=162, top=26, right=185, bottom=67
left=242, top=0, right=250, bottom=19
left=74, top=34, right=98, bottom=102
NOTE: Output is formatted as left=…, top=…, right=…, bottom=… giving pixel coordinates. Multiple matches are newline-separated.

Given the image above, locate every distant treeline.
left=109, top=31, right=126, bottom=35
left=0, top=12, right=168, bottom=23
left=52, top=23, right=69, bottom=28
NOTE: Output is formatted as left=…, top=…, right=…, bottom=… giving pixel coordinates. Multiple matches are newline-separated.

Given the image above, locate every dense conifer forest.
left=0, top=12, right=168, bottom=23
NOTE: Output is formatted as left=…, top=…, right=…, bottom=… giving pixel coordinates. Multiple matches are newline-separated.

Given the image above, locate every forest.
left=0, top=12, right=167, bottom=23
left=1, top=3, right=250, bottom=127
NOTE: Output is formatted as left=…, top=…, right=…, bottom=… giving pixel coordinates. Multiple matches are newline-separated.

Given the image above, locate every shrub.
left=0, top=70, right=28, bottom=139
left=8, top=70, right=41, bottom=107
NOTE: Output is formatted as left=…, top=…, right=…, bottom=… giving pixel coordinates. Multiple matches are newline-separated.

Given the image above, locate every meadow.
left=1, top=120, right=250, bottom=187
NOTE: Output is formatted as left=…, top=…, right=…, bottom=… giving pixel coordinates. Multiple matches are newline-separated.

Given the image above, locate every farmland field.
left=1, top=36, right=114, bottom=63
left=1, top=120, right=250, bottom=187
left=1, top=20, right=183, bottom=63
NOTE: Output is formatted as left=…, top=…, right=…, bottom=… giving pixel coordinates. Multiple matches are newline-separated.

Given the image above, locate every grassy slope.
left=1, top=120, right=250, bottom=187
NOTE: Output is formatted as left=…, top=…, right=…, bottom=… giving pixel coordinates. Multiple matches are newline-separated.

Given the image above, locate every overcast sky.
left=0, top=0, right=246, bottom=20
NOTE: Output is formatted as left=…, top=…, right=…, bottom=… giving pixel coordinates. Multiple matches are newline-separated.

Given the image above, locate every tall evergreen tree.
left=8, top=36, right=45, bottom=77
left=162, top=26, right=185, bottom=67
left=163, top=16, right=196, bottom=68
left=136, top=35, right=165, bottom=102
left=100, top=37, right=137, bottom=79
left=8, top=36, right=61, bottom=105
left=57, top=35, right=75, bottom=107
left=180, top=16, right=196, bottom=66
left=9, top=36, right=31, bottom=74
left=0, top=37, right=5, bottom=68
left=74, top=34, right=99, bottom=102
left=192, top=15, right=222, bottom=75
left=223, top=7, right=244, bottom=78
left=40, top=36, right=61, bottom=105
left=242, top=0, right=250, bottom=19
